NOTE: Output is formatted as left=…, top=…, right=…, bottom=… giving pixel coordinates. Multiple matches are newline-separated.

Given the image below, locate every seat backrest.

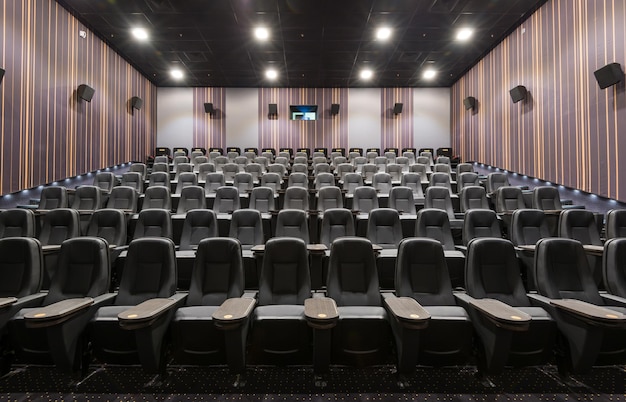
left=244, top=163, right=263, bottom=181
left=175, top=172, right=198, bottom=195
left=436, top=156, right=450, bottom=165
left=314, top=172, right=335, bottom=189
left=532, top=186, right=562, bottom=210
left=606, top=209, right=626, bottom=239
left=249, top=186, right=276, bottom=212
left=283, top=186, right=309, bottom=210
left=386, top=164, right=403, bottom=181
left=179, top=209, right=218, bottom=250
left=187, top=238, right=244, bottom=305
left=342, top=173, right=363, bottom=194
left=174, top=163, right=193, bottom=181
left=148, top=171, right=170, bottom=188
left=366, top=208, right=402, bottom=248
left=287, top=172, right=308, bottom=188
left=353, top=157, right=366, bottom=172
left=197, top=162, right=216, bottom=180
left=143, top=186, right=172, bottom=211
left=275, top=156, right=289, bottom=167
left=317, top=186, right=344, bottom=212
left=409, top=163, right=428, bottom=181
left=534, top=238, right=603, bottom=304
left=0, top=209, right=36, bottom=238
left=336, top=163, right=354, bottom=179
left=457, top=172, right=480, bottom=193
left=121, top=172, right=143, bottom=193
left=456, top=163, right=474, bottom=177
left=151, top=163, right=169, bottom=174
left=71, top=185, right=102, bottom=210
left=106, top=186, right=138, bottom=212
left=462, top=209, right=501, bottom=246
left=372, top=172, right=392, bottom=194
left=415, top=208, right=456, bottom=250
left=400, top=173, right=424, bottom=198
left=314, top=163, right=331, bottom=175
left=275, top=209, right=310, bottom=243
left=434, top=163, right=452, bottom=176
left=116, top=237, right=177, bottom=305
left=39, top=186, right=68, bottom=209
left=204, top=173, right=225, bottom=194
left=293, top=156, right=308, bottom=165
left=177, top=185, right=206, bottom=214
left=429, top=172, right=453, bottom=193
left=362, top=164, right=378, bottom=181
left=495, top=186, right=525, bottom=212
left=327, top=237, right=380, bottom=306
left=603, top=238, right=626, bottom=298
left=313, top=156, right=327, bottom=166
left=44, top=237, right=111, bottom=304
left=389, top=186, right=416, bottom=214
left=228, top=209, right=264, bottom=247
left=0, top=237, right=42, bottom=298
left=93, top=172, right=116, bottom=193
left=509, top=209, right=551, bottom=246
left=213, top=186, right=241, bottom=213
left=233, top=172, right=254, bottom=194
left=558, top=209, right=601, bottom=245
left=257, top=237, right=310, bottom=306
left=133, top=208, right=173, bottom=240
left=319, top=208, right=355, bottom=247
left=353, top=186, right=379, bottom=213
left=129, top=163, right=147, bottom=180
left=86, top=209, right=127, bottom=246
left=465, top=238, right=530, bottom=307
left=395, top=238, right=456, bottom=306
left=268, top=164, right=287, bottom=177
left=38, top=208, right=80, bottom=246
left=486, top=172, right=510, bottom=194
left=292, top=163, right=308, bottom=174
left=459, top=185, right=489, bottom=212
left=424, top=186, right=455, bottom=219
left=260, top=172, right=282, bottom=193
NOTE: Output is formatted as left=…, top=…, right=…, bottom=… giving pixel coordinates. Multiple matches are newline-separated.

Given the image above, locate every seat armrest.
left=307, top=244, right=328, bottom=254
left=383, top=295, right=430, bottom=330
left=118, top=296, right=183, bottom=330
left=454, top=213, right=464, bottom=219
left=468, top=298, right=531, bottom=331
left=549, top=299, right=626, bottom=328
left=305, top=297, right=338, bottom=329
left=24, top=297, right=94, bottom=328
left=454, top=245, right=467, bottom=253
left=92, top=293, right=118, bottom=307
left=0, top=297, right=17, bottom=309
left=212, top=297, right=256, bottom=330
left=600, top=293, right=626, bottom=308
left=41, top=245, right=62, bottom=254
left=527, top=293, right=552, bottom=308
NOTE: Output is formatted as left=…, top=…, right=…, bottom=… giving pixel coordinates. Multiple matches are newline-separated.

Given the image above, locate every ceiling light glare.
left=170, top=69, right=184, bottom=80
left=255, top=27, right=270, bottom=40
left=423, top=69, right=436, bottom=79
left=131, top=27, right=148, bottom=41
left=266, top=69, right=278, bottom=80
left=376, top=27, right=392, bottom=41
left=360, top=69, right=373, bottom=80
left=456, top=28, right=473, bottom=41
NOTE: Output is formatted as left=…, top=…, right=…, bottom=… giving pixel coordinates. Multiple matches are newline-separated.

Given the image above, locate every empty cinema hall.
left=3, top=0, right=626, bottom=401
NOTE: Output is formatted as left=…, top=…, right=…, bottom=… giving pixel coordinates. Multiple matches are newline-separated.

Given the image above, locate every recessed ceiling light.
left=360, top=69, right=373, bottom=80
left=266, top=69, right=278, bottom=80
left=131, top=27, right=148, bottom=41
left=170, top=69, right=184, bottom=80
left=456, top=28, right=473, bottom=41
left=376, top=27, right=392, bottom=41
left=423, top=69, right=436, bottom=79
left=255, top=27, right=270, bottom=40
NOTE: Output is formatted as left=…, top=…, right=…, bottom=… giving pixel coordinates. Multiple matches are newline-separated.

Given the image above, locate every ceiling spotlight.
left=456, top=28, right=473, bottom=41
left=170, top=69, right=184, bottom=80
left=376, top=27, right=392, bottom=41
left=423, top=69, right=436, bottom=79
left=360, top=69, right=373, bottom=80
left=131, top=27, right=148, bottom=41
left=266, top=69, right=278, bottom=80
left=255, top=27, right=270, bottom=40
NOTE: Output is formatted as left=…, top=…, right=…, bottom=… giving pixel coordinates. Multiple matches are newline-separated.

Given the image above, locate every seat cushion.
left=174, top=305, right=219, bottom=321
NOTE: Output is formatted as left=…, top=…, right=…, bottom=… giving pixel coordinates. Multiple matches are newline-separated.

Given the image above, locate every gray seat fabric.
left=457, top=172, right=480, bottom=193
left=228, top=209, right=264, bottom=249
left=461, top=209, right=501, bottom=247
left=86, top=209, right=127, bottom=246
left=106, top=186, right=138, bottom=212
left=179, top=209, right=218, bottom=251
left=486, top=172, right=510, bottom=195
left=148, top=171, right=170, bottom=188
left=249, top=186, right=276, bottom=213
left=389, top=186, right=416, bottom=214
left=204, top=173, right=225, bottom=195
left=93, top=172, right=116, bottom=194
left=275, top=209, right=310, bottom=243
left=284, top=186, right=310, bottom=211
left=319, top=208, right=355, bottom=248
left=532, top=186, right=563, bottom=210
left=39, top=208, right=80, bottom=246
left=366, top=208, right=402, bottom=249
left=38, top=186, right=68, bottom=210
left=459, top=186, right=489, bottom=212
left=177, top=185, right=206, bottom=214
left=133, top=208, right=173, bottom=240
left=424, top=187, right=461, bottom=228
left=142, top=186, right=172, bottom=211
left=317, top=186, right=344, bottom=212
left=353, top=186, right=379, bottom=213
left=121, top=172, right=143, bottom=194
left=213, top=186, right=241, bottom=213
left=175, top=172, right=198, bottom=195
left=0, top=208, right=36, bottom=238
left=495, top=186, right=525, bottom=213
left=605, top=209, right=626, bottom=239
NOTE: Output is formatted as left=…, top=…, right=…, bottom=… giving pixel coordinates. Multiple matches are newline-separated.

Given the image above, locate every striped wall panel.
left=381, top=88, right=413, bottom=150
left=0, top=0, right=156, bottom=196
left=192, top=88, right=226, bottom=149
left=451, top=0, right=626, bottom=201
left=258, top=88, right=348, bottom=150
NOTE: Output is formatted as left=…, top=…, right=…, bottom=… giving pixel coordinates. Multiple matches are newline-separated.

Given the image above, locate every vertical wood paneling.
left=0, top=0, right=156, bottom=195
left=451, top=0, right=626, bottom=201
left=381, top=88, right=413, bottom=150
left=192, top=88, right=226, bottom=149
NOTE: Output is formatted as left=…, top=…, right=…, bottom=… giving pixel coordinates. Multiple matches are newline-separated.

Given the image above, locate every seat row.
left=2, top=234, right=626, bottom=386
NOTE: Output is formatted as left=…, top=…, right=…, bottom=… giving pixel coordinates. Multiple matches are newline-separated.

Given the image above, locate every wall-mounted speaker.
left=268, top=103, right=278, bottom=115
left=594, top=62, right=623, bottom=89
left=393, top=103, right=403, bottom=114
left=204, top=102, right=214, bottom=114
left=509, top=85, right=527, bottom=103
left=0, top=68, right=5, bottom=84
left=331, top=103, right=340, bottom=115
left=131, top=96, right=143, bottom=110
left=463, top=96, right=476, bottom=110
left=77, top=84, right=95, bottom=102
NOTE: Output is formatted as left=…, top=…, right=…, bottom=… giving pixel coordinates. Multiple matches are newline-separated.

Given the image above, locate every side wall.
left=451, top=0, right=626, bottom=201
left=0, top=0, right=157, bottom=195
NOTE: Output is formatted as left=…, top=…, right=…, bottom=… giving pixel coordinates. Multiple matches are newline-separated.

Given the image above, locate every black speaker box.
left=331, top=103, right=340, bottom=115
left=131, top=96, right=143, bottom=110
left=77, top=84, right=95, bottom=102
left=0, top=68, right=5, bottom=84
left=268, top=103, right=277, bottom=115
left=393, top=103, right=403, bottom=114
left=594, top=62, right=623, bottom=89
left=204, top=102, right=214, bottom=114
left=463, top=96, right=476, bottom=110
left=509, top=85, right=527, bottom=103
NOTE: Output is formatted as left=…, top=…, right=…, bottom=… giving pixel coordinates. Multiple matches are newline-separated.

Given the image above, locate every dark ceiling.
left=57, top=0, right=547, bottom=88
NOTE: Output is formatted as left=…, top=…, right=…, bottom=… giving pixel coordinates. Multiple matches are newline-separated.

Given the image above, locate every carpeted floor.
left=1, top=364, right=625, bottom=401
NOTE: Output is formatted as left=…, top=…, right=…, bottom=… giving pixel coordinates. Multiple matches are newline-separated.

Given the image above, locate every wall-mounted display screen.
left=290, top=105, right=317, bottom=120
